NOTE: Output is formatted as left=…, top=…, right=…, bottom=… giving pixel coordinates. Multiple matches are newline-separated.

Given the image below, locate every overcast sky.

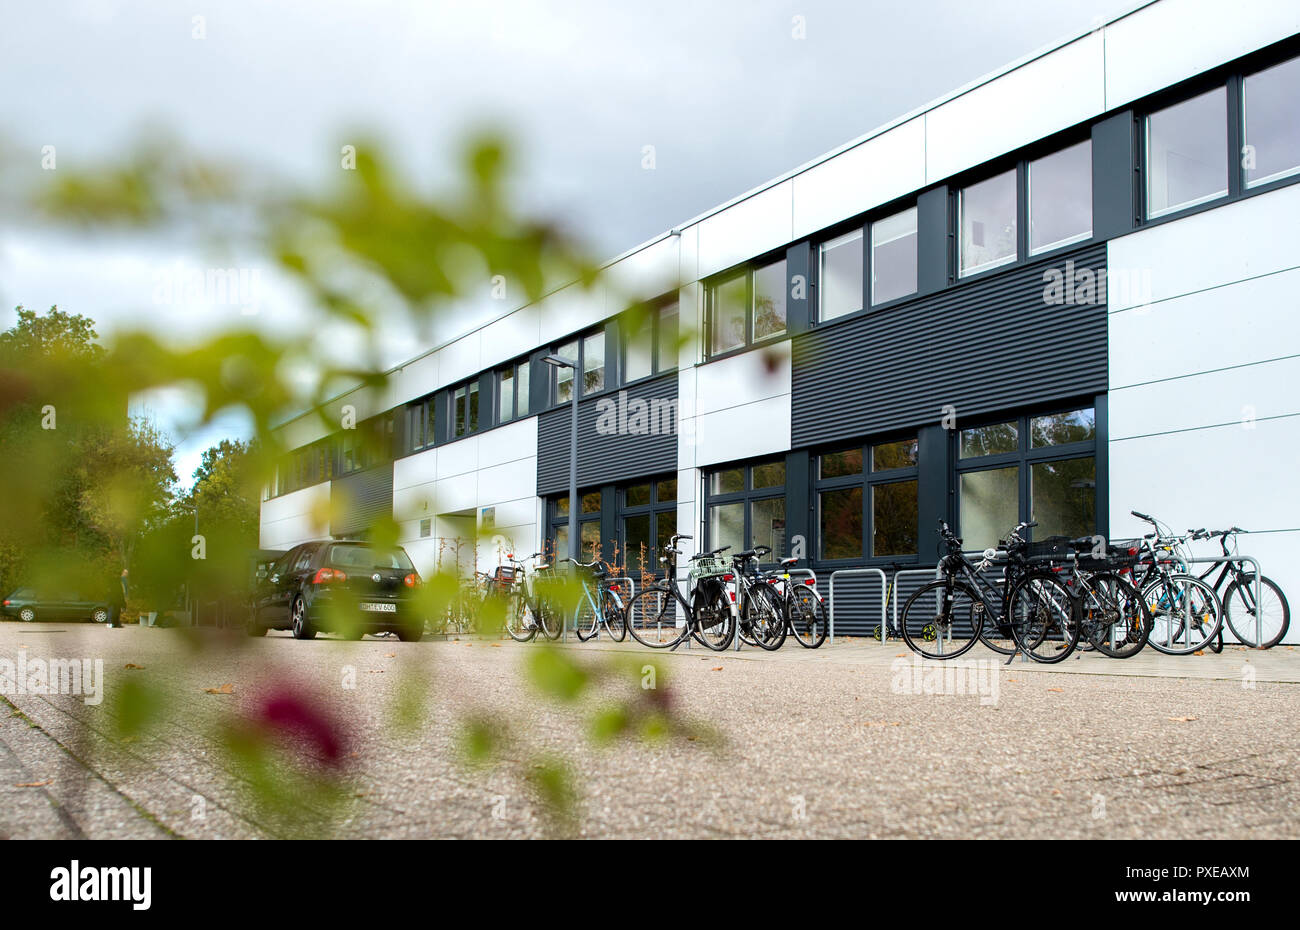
left=0, top=0, right=1138, bottom=482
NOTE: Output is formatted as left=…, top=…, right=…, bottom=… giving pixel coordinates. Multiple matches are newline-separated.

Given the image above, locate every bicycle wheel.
left=1080, top=572, right=1150, bottom=659
left=1144, top=573, right=1222, bottom=655
left=601, top=587, right=627, bottom=642
left=1223, top=574, right=1289, bottom=648
left=573, top=593, right=600, bottom=642
left=744, top=584, right=787, bottom=651
left=976, top=598, right=1017, bottom=656
left=691, top=584, right=735, bottom=652
left=788, top=586, right=827, bottom=649
left=626, top=588, right=687, bottom=648
left=1009, top=573, right=1079, bottom=663
left=900, top=580, right=982, bottom=660
left=537, top=595, right=565, bottom=641
left=504, top=592, right=537, bottom=643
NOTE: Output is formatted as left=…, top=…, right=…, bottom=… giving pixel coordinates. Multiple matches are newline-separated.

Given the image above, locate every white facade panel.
left=535, top=280, right=607, bottom=347
left=1104, top=0, right=1300, bottom=109
left=435, top=436, right=479, bottom=480
left=792, top=117, right=926, bottom=239
left=479, top=302, right=541, bottom=374
left=696, top=180, right=794, bottom=279
left=691, top=393, right=792, bottom=468
left=476, top=417, right=537, bottom=469
left=437, top=329, right=482, bottom=386
left=692, top=343, right=791, bottom=417
left=603, top=236, right=681, bottom=309
left=926, top=32, right=1104, bottom=183
left=259, top=482, right=331, bottom=549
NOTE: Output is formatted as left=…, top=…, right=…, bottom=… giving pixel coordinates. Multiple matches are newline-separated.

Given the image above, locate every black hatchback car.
left=248, top=540, right=425, bottom=641
left=2, top=588, right=111, bottom=624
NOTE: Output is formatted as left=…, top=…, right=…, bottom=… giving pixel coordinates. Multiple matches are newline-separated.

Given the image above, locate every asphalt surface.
left=1, top=623, right=1297, bottom=839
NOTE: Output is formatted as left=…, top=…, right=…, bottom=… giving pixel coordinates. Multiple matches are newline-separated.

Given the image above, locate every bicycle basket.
left=689, top=555, right=731, bottom=579
left=493, top=564, right=518, bottom=584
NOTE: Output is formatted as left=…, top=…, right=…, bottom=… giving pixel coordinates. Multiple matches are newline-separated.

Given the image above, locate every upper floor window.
left=959, top=169, right=1017, bottom=277
left=405, top=396, right=434, bottom=454
left=707, top=257, right=786, bottom=356
left=1145, top=86, right=1227, bottom=218
left=818, top=229, right=863, bottom=322
left=552, top=326, right=606, bottom=404
left=453, top=380, right=479, bottom=438
left=496, top=358, right=530, bottom=424
left=870, top=206, right=917, bottom=304
left=622, top=301, right=679, bottom=383
left=1029, top=139, right=1092, bottom=254
left=340, top=413, right=393, bottom=475
left=1244, top=54, right=1300, bottom=189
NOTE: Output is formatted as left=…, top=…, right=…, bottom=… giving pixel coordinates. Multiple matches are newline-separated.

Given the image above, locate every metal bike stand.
left=827, top=568, right=886, bottom=645
left=1179, top=555, right=1265, bottom=648
left=890, top=567, right=945, bottom=648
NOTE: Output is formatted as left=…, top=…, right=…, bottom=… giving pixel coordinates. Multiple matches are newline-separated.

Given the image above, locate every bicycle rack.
left=1170, top=555, right=1266, bottom=649
left=889, top=567, right=945, bottom=646
left=826, top=568, right=886, bottom=645
left=730, top=568, right=821, bottom=651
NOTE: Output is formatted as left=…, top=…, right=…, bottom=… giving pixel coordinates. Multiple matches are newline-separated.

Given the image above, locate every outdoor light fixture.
left=542, top=354, right=575, bottom=368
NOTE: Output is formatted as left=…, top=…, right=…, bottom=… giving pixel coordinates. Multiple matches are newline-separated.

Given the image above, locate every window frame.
left=618, top=475, right=678, bottom=578
left=704, top=253, right=788, bottom=360
left=813, top=434, right=920, bottom=566
left=620, top=298, right=680, bottom=387
left=703, top=456, right=788, bottom=564
left=953, top=403, right=1099, bottom=551
left=494, top=357, right=532, bottom=426
left=549, top=324, right=607, bottom=407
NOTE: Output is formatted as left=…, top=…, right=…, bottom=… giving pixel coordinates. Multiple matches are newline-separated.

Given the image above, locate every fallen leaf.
left=15, top=780, right=51, bottom=788
left=1047, top=688, right=1064, bottom=693
left=490, top=643, right=502, bottom=647
left=863, top=721, right=901, bottom=727
left=710, top=666, right=723, bottom=671
left=368, top=669, right=385, bottom=674
left=384, top=653, right=396, bottom=658
left=124, top=663, right=144, bottom=670
left=895, top=653, right=907, bottom=658
left=1193, top=650, right=1205, bottom=656
left=204, top=683, right=234, bottom=695
left=1167, top=715, right=1198, bottom=722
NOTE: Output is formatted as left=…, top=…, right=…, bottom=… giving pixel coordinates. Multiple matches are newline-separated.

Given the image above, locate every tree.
left=78, top=416, right=177, bottom=571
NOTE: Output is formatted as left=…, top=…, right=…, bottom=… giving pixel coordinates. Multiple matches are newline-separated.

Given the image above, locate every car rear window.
left=326, top=545, right=414, bottom=571
left=7, top=588, right=35, bottom=599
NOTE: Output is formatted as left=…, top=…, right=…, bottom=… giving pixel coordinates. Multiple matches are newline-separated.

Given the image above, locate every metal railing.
left=1173, top=555, right=1265, bottom=649
left=827, top=568, right=886, bottom=645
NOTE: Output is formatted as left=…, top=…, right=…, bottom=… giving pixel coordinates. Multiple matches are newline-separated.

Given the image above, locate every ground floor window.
left=704, top=457, right=787, bottom=559
left=956, top=406, right=1097, bottom=550
left=548, top=490, right=601, bottom=562
left=620, top=475, right=677, bottom=577
left=816, top=435, right=919, bottom=563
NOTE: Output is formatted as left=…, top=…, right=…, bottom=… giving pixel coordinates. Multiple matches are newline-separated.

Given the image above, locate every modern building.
left=262, top=0, right=1300, bottom=639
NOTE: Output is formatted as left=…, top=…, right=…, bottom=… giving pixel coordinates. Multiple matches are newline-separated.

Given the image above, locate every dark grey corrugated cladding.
left=537, top=373, right=678, bottom=496
left=331, top=465, right=395, bottom=537
left=791, top=243, right=1107, bottom=448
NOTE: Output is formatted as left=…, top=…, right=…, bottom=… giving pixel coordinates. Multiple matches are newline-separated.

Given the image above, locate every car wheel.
left=290, top=596, right=316, bottom=640
left=91, top=607, right=109, bottom=624
left=18, top=607, right=35, bottom=622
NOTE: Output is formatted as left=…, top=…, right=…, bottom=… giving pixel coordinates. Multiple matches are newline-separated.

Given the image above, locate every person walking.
left=107, top=567, right=128, bottom=628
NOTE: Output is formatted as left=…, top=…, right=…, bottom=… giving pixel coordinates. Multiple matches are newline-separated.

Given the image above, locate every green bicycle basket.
left=689, top=555, right=731, bottom=580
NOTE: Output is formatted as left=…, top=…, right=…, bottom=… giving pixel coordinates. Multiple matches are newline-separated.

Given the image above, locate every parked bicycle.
left=564, top=557, right=628, bottom=643
left=767, top=556, right=828, bottom=649
left=625, top=534, right=736, bottom=651
left=502, top=552, right=565, bottom=643
left=731, top=546, right=787, bottom=651
left=900, top=520, right=1080, bottom=662
left=1189, top=527, right=1290, bottom=648
left=1123, top=512, right=1223, bottom=655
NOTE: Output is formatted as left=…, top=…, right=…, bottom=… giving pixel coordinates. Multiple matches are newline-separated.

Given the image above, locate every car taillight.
left=403, top=573, right=419, bottom=588
left=1, top=600, right=8, bottom=606
left=312, top=567, right=347, bottom=584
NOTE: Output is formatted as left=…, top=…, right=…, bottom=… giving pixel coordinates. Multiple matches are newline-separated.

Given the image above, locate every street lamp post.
left=542, top=355, right=579, bottom=568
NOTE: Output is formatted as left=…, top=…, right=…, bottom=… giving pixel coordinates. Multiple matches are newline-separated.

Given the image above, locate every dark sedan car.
left=2, top=588, right=111, bottom=624
left=247, top=540, right=425, bottom=641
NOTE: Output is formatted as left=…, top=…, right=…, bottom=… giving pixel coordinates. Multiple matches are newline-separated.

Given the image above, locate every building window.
left=870, top=206, right=917, bottom=305
left=496, top=358, right=531, bottom=425
left=1145, top=86, right=1228, bottom=219
left=959, top=169, right=1018, bottom=277
left=819, top=229, right=863, bottom=322
left=956, top=406, right=1097, bottom=550
left=707, top=257, right=786, bottom=356
left=555, top=338, right=578, bottom=403
left=551, top=327, right=606, bottom=404
left=622, top=300, right=679, bottom=384
left=1028, top=139, right=1092, bottom=255
left=1244, top=54, right=1300, bottom=188
left=452, top=381, right=479, bottom=438
left=549, top=491, right=602, bottom=561
left=815, top=436, right=918, bottom=562
left=704, top=457, right=787, bottom=559
left=620, top=476, right=677, bottom=576
left=582, top=330, right=605, bottom=394
left=406, top=397, right=433, bottom=453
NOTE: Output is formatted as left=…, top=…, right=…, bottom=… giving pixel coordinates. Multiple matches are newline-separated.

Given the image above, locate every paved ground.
left=1, top=622, right=1297, bottom=839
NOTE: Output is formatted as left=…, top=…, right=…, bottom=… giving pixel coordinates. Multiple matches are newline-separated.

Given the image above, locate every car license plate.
left=360, top=602, right=396, bottom=613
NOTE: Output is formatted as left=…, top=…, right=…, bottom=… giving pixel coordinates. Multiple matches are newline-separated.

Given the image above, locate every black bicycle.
left=1190, top=527, right=1290, bottom=649
left=625, top=534, right=736, bottom=651
left=900, top=520, right=1080, bottom=662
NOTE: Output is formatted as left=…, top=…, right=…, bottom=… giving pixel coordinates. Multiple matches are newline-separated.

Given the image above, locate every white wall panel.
left=259, top=482, right=331, bottom=549
left=436, top=436, right=479, bottom=480
left=478, top=302, right=541, bottom=374
left=792, top=117, right=926, bottom=239
left=536, top=280, right=607, bottom=347
left=436, top=329, right=482, bottom=386
left=389, top=351, right=439, bottom=408
left=926, top=32, right=1104, bottom=183
left=604, top=236, right=681, bottom=309
left=1107, top=184, right=1300, bottom=312
left=477, top=417, right=536, bottom=469
left=692, top=343, right=791, bottom=417
left=696, top=180, right=793, bottom=279
left=1104, top=0, right=1300, bottom=109
left=691, top=393, right=792, bottom=468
